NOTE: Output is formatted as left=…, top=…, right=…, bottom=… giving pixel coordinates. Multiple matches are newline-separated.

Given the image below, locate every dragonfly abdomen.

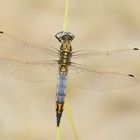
left=56, top=74, right=67, bottom=103
left=56, top=73, right=67, bottom=126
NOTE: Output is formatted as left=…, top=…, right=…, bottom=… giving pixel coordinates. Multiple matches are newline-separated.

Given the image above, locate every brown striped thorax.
left=55, top=31, right=75, bottom=74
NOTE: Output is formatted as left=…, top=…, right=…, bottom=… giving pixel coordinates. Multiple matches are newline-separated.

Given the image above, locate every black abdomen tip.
left=0, top=31, right=3, bottom=34
left=128, top=74, right=134, bottom=77
left=134, top=48, right=139, bottom=50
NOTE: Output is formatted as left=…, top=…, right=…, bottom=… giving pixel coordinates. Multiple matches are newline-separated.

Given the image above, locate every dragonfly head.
left=55, top=31, right=75, bottom=43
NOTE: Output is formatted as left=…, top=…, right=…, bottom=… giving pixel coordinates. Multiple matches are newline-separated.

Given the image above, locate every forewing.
left=0, top=31, right=59, bottom=60
left=72, top=48, right=140, bottom=68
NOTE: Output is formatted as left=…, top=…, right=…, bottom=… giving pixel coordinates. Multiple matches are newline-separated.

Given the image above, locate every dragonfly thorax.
left=60, top=41, right=72, bottom=52
left=58, top=42, right=72, bottom=74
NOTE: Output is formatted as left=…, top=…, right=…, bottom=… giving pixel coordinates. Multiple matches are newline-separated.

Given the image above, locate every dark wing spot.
left=0, top=31, right=4, bottom=34
left=128, top=74, right=134, bottom=77
left=133, top=48, right=139, bottom=50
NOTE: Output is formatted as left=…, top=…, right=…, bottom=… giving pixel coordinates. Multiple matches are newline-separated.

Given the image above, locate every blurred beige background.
left=0, top=0, right=140, bottom=140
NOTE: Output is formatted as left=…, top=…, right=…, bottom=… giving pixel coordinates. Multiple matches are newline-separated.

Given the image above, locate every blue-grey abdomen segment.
left=56, top=74, right=67, bottom=103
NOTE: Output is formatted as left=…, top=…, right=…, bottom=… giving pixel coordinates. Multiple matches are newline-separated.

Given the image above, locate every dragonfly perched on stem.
left=0, top=30, right=139, bottom=126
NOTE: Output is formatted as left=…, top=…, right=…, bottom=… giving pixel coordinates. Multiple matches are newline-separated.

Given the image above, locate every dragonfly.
left=0, top=30, right=139, bottom=126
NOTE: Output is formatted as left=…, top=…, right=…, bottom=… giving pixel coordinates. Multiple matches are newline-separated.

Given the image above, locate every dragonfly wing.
left=0, top=31, right=59, bottom=60
left=0, top=58, right=58, bottom=82
left=67, top=63, right=138, bottom=91
left=72, top=48, right=140, bottom=68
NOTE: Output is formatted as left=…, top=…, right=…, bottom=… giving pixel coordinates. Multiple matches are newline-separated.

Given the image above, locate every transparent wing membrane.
left=0, top=31, right=59, bottom=60
left=72, top=48, right=140, bottom=68
left=0, top=31, right=139, bottom=91
left=0, top=31, right=60, bottom=82
left=68, top=63, right=138, bottom=91
left=0, top=58, right=58, bottom=82
left=72, top=50, right=110, bottom=57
